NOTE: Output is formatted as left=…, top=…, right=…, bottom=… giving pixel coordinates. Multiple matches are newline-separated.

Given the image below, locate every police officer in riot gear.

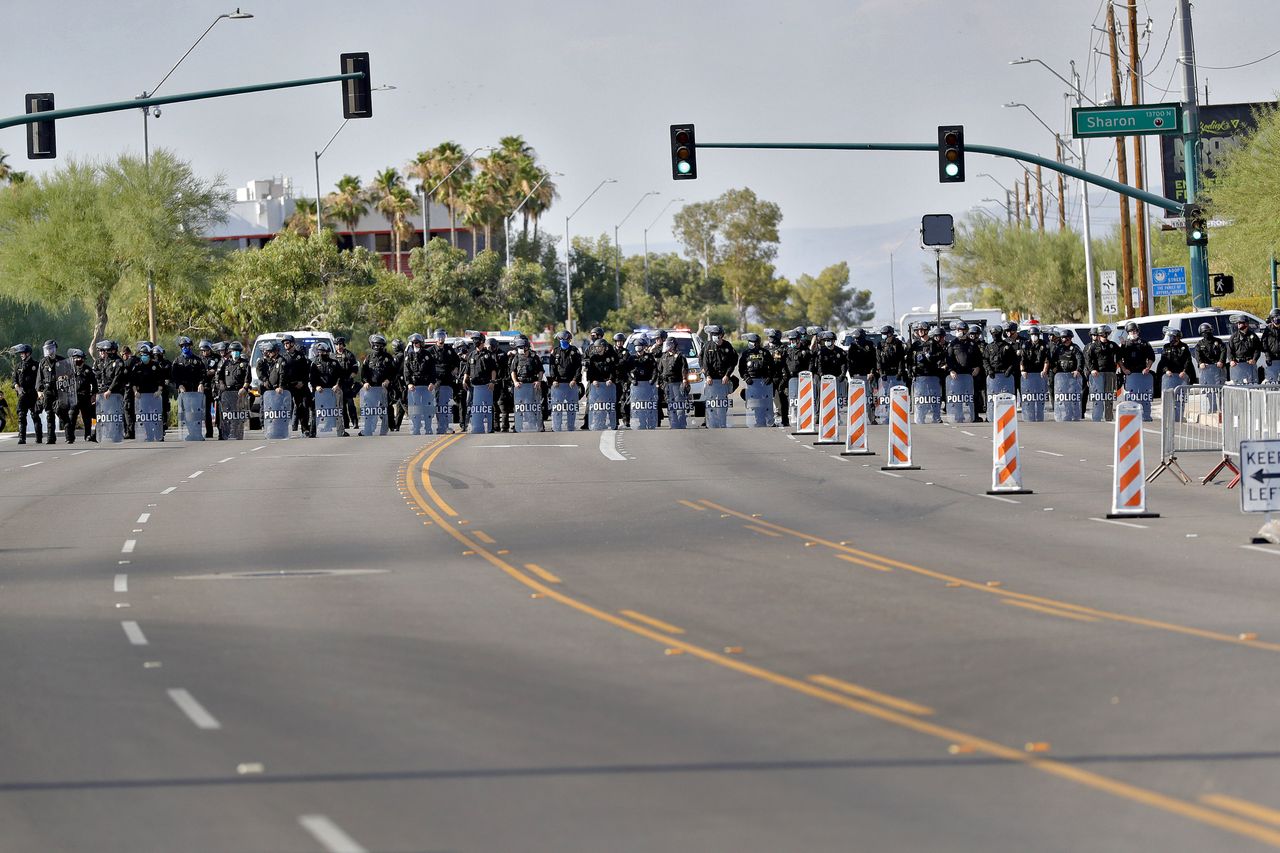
left=11, top=344, right=41, bottom=444
left=1084, top=324, right=1120, bottom=419
left=333, top=336, right=360, bottom=430
left=763, top=328, right=788, bottom=426
left=64, top=348, right=97, bottom=442
left=813, top=330, right=845, bottom=379
left=657, top=335, right=690, bottom=425
left=429, top=329, right=461, bottom=431
left=462, top=332, right=500, bottom=433
left=1020, top=326, right=1050, bottom=380
left=388, top=338, right=407, bottom=431
left=946, top=322, right=983, bottom=418
left=360, top=334, right=398, bottom=434
left=279, top=334, right=315, bottom=437
left=129, top=344, right=166, bottom=439
left=35, top=340, right=67, bottom=444
left=610, top=332, right=632, bottom=428
left=845, top=328, right=877, bottom=386
left=198, top=339, right=217, bottom=438
left=309, top=340, right=348, bottom=436
left=1158, top=326, right=1195, bottom=386
left=1118, top=322, right=1156, bottom=420
left=738, top=333, right=773, bottom=409
left=1196, top=322, right=1226, bottom=381
left=215, top=341, right=251, bottom=439
left=877, top=325, right=907, bottom=387
left=97, top=340, right=129, bottom=436
left=508, top=334, right=545, bottom=430
left=1229, top=314, right=1262, bottom=382
left=581, top=326, right=619, bottom=428
left=403, top=333, right=437, bottom=412
left=256, top=341, right=285, bottom=393
left=172, top=336, right=207, bottom=434
left=151, top=344, right=173, bottom=429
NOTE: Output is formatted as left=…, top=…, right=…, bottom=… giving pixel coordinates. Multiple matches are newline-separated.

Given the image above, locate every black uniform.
left=986, top=337, right=1020, bottom=381
left=737, top=345, right=773, bottom=386
left=66, top=360, right=98, bottom=442
left=657, top=350, right=688, bottom=385
left=845, top=338, right=878, bottom=380
left=361, top=350, right=399, bottom=387
left=812, top=343, right=846, bottom=380
left=1262, top=325, right=1280, bottom=364
left=201, top=352, right=219, bottom=437
left=1019, top=338, right=1050, bottom=375
left=1229, top=327, right=1262, bottom=365
left=1196, top=335, right=1226, bottom=370
left=215, top=355, right=251, bottom=439
left=35, top=353, right=68, bottom=443
left=12, top=355, right=42, bottom=444
left=1158, top=339, right=1194, bottom=380
left=335, top=347, right=360, bottom=429
left=402, top=346, right=437, bottom=388
left=255, top=355, right=285, bottom=392
left=877, top=337, right=908, bottom=380
left=1119, top=337, right=1156, bottom=375
left=613, top=343, right=633, bottom=427
left=702, top=339, right=738, bottom=383
left=280, top=346, right=314, bottom=436
left=153, top=351, right=173, bottom=428
left=765, top=340, right=790, bottom=426
left=171, top=353, right=207, bottom=394
left=1054, top=341, right=1085, bottom=374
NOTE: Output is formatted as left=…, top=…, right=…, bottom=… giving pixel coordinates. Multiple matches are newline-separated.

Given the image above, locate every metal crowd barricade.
left=1148, top=384, right=1222, bottom=484
left=1204, top=384, right=1254, bottom=488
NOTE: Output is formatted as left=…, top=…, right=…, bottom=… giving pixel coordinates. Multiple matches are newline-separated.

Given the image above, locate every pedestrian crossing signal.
left=671, top=124, right=697, bottom=180
left=1212, top=273, right=1234, bottom=297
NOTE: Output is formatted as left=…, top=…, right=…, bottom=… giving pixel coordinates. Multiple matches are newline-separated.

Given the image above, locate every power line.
left=1193, top=47, right=1280, bottom=70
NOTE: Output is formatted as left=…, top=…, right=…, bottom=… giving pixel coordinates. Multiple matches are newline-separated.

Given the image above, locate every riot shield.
left=262, top=389, right=293, bottom=440
left=468, top=384, right=494, bottom=433
left=911, top=376, right=942, bottom=424
left=988, top=374, right=1016, bottom=397
left=96, top=393, right=125, bottom=443
left=136, top=391, right=165, bottom=442
left=178, top=391, right=205, bottom=441
left=787, top=377, right=800, bottom=426
left=1088, top=373, right=1117, bottom=422
left=1230, top=363, right=1256, bottom=385
left=1020, top=373, right=1048, bottom=422
left=1122, top=372, right=1155, bottom=421
left=514, top=383, right=542, bottom=433
left=631, top=381, right=658, bottom=430
left=944, top=374, right=975, bottom=423
left=430, top=386, right=454, bottom=435
left=704, top=378, right=731, bottom=428
left=360, top=386, right=389, bottom=436
left=1053, top=373, right=1083, bottom=421
left=744, top=380, right=772, bottom=428
left=1266, top=357, right=1280, bottom=383
left=665, top=383, right=689, bottom=429
left=406, top=386, right=434, bottom=436
left=314, top=389, right=341, bottom=437
left=1198, top=365, right=1225, bottom=387
left=587, top=382, right=617, bottom=431
left=219, top=390, right=248, bottom=439
left=549, top=383, right=578, bottom=432
left=875, top=375, right=901, bottom=425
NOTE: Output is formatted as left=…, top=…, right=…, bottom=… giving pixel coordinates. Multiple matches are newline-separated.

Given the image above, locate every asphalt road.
left=3, top=412, right=1280, bottom=852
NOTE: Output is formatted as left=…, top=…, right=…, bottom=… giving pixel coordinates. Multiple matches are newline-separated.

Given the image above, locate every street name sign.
left=1240, top=439, right=1280, bottom=513
left=1151, top=266, right=1187, bottom=297
left=1072, top=103, right=1183, bottom=139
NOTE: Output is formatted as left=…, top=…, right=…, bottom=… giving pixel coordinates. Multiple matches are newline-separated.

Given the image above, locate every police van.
left=247, top=330, right=337, bottom=428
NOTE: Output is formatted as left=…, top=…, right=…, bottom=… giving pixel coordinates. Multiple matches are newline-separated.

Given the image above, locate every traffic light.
left=1185, top=202, right=1208, bottom=247
left=670, top=124, right=697, bottom=180
left=938, top=125, right=964, bottom=183
left=339, top=52, right=372, bottom=119
left=25, top=93, right=55, bottom=159
left=1212, top=273, right=1235, bottom=297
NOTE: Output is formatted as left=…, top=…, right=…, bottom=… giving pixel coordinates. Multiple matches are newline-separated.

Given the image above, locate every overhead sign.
left=1240, top=439, right=1280, bottom=513
left=1160, top=101, right=1270, bottom=214
left=1073, top=103, right=1182, bottom=139
left=1151, top=266, right=1187, bottom=297
left=1100, top=270, right=1118, bottom=315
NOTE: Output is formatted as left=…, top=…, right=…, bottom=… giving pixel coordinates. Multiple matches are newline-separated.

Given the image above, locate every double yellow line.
left=401, top=436, right=1280, bottom=848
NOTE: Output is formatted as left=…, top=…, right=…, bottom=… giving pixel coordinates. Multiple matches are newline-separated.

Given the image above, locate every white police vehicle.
left=247, top=330, right=337, bottom=428
left=623, top=327, right=707, bottom=415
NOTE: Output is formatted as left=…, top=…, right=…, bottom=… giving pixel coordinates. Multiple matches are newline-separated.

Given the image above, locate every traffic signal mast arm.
left=693, top=139, right=1184, bottom=214
left=0, top=71, right=364, bottom=131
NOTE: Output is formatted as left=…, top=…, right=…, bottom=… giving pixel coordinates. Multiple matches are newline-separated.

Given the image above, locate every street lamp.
left=642, top=197, right=684, bottom=293
left=506, top=170, right=563, bottom=268
left=614, top=191, right=659, bottom=308
left=1011, top=56, right=1099, bottom=323
left=137, top=8, right=253, bottom=344
left=565, top=178, right=617, bottom=332
left=313, top=84, right=397, bottom=232
left=414, top=146, right=492, bottom=252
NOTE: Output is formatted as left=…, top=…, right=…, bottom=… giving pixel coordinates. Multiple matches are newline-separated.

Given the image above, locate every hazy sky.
left=4, top=0, right=1278, bottom=284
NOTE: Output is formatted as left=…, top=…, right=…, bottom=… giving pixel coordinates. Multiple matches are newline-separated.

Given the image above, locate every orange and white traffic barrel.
left=814, top=374, right=840, bottom=445
left=1108, top=400, right=1159, bottom=518
left=793, top=371, right=816, bottom=435
left=987, top=392, right=1032, bottom=494
left=842, top=378, right=875, bottom=456
left=881, top=385, right=919, bottom=470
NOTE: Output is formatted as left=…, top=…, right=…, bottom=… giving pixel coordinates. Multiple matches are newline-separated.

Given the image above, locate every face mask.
left=73, top=358, right=83, bottom=365
left=823, top=340, right=834, bottom=348
left=140, top=354, right=151, bottom=364
left=1128, top=333, right=1139, bottom=341
left=558, top=339, right=569, bottom=350
left=181, top=346, right=193, bottom=357
left=711, top=335, right=722, bottom=342
left=44, top=348, right=56, bottom=358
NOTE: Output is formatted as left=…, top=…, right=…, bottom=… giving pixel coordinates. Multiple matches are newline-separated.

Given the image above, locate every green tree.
left=284, top=199, right=318, bottom=237
left=407, top=141, right=472, bottom=248
left=326, top=175, right=368, bottom=234
left=780, top=262, right=866, bottom=327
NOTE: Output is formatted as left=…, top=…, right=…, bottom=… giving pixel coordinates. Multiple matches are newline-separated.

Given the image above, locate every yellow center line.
left=1202, top=794, right=1280, bottom=828
left=698, top=500, right=1280, bottom=654
left=472, top=530, right=497, bottom=545
left=619, top=609, right=686, bottom=635
left=835, top=553, right=892, bottom=572
left=401, top=440, right=1280, bottom=849
left=421, top=435, right=463, bottom=517
left=743, top=524, right=782, bottom=538
left=1004, top=600, right=1100, bottom=623
left=677, top=499, right=707, bottom=511
left=808, top=674, right=934, bottom=716
left=524, top=563, right=562, bottom=584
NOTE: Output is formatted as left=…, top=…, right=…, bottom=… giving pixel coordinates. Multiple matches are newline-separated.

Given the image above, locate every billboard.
left=1159, top=101, right=1275, bottom=215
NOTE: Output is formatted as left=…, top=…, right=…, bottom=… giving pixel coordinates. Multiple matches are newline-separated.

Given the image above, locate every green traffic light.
left=944, top=163, right=959, bottom=177
left=677, top=160, right=692, bottom=175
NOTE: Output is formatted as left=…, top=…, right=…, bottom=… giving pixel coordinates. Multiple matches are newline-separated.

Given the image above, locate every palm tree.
left=421, top=141, right=472, bottom=249
left=369, top=167, right=412, bottom=272
left=284, top=198, right=317, bottom=237
left=523, top=168, right=558, bottom=238
left=387, top=186, right=417, bottom=270
left=326, top=174, right=368, bottom=235
left=0, top=150, right=11, bottom=184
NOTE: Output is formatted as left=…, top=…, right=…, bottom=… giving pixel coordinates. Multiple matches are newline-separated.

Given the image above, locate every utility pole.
left=1055, top=137, right=1066, bottom=230
left=1126, top=0, right=1151, bottom=312
left=1107, top=2, right=1135, bottom=319
left=1006, top=189, right=1015, bottom=225
left=1035, top=164, right=1045, bottom=232
left=1179, top=0, right=1209, bottom=308
left=1024, top=173, right=1031, bottom=228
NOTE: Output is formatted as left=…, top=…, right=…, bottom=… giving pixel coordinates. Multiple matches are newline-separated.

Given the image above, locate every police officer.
left=1050, top=327, right=1085, bottom=419
left=701, top=324, right=738, bottom=418
left=509, top=334, right=545, bottom=431
left=627, top=334, right=658, bottom=389
left=548, top=328, right=582, bottom=388
left=462, top=332, right=500, bottom=433
left=845, top=328, right=878, bottom=390
left=35, top=340, right=67, bottom=444
left=1196, top=322, right=1227, bottom=385
left=361, top=334, right=398, bottom=435
left=403, top=333, right=437, bottom=423
left=171, top=336, right=207, bottom=434
left=98, top=340, right=129, bottom=437
left=493, top=339, right=516, bottom=434
left=309, top=340, right=349, bottom=436
left=198, top=340, right=217, bottom=438
left=256, top=341, right=285, bottom=395
left=1119, top=321, right=1156, bottom=420
left=1263, top=310, right=1280, bottom=382
left=610, top=332, right=632, bottom=428
left=279, top=334, right=314, bottom=437
left=657, top=335, right=690, bottom=425
left=813, top=330, right=845, bottom=380
left=780, top=329, right=811, bottom=426
left=1084, top=325, right=1120, bottom=420
left=738, top=332, right=772, bottom=419
left=333, top=336, right=360, bottom=430
left=215, top=341, right=251, bottom=439
left=1229, top=314, right=1262, bottom=383
left=11, top=344, right=41, bottom=444
left=429, top=329, right=461, bottom=431
left=387, top=338, right=407, bottom=431
left=1019, top=326, right=1050, bottom=420
left=876, top=325, right=908, bottom=400
left=129, top=344, right=166, bottom=440
left=946, top=322, right=983, bottom=421
left=1158, top=327, right=1195, bottom=391
left=151, top=343, right=173, bottom=429
left=762, top=329, right=787, bottom=427
left=581, top=326, right=619, bottom=428
left=62, top=348, right=97, bottom=443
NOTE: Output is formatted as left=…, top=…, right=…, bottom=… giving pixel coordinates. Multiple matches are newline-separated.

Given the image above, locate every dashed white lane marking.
left=167, top=689, right=221, bottom=730
left=188, top=470, right=203, bottom=479
left=598, top=430, right=627, bottom=462
left=960, top=430, right=977, bottom=437
left=121, top=540, right=137, bottom=554
left=20, top=461, right=44, bottom=468
left=137, top=513, right=150, bottom=524
left=298, top=815, right=367, bottom=853
left=251, top=445, right=266, bottom=452
left=161, top=487, right=177, bottom=495
left=1241, top=544, right=1280, bottom=557
left=1035, top=450, right=1065, bottom=457
left=217, top=457, right=234, bottom=463
left=880, top=471, right=903, bottom=478
left=121, top=621, right=148, bottom=646
left=114, top=574, right=128, bottom=593
left=72, top=449, right=92, bottom=456
left=1089, top=517, right=1150, bottom=530
left=983, top=494, right=1021, bottom=504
